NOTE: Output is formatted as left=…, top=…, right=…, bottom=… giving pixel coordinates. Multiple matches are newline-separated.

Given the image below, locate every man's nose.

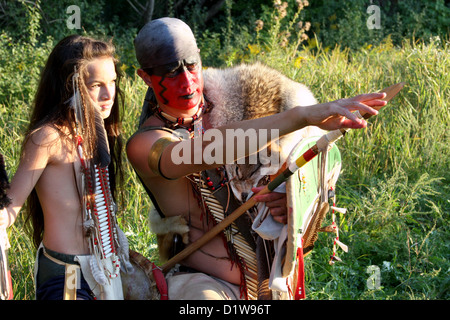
left=178, top=69, right=195, bottom=87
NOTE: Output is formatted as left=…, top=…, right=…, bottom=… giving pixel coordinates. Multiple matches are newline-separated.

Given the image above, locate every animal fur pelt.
left=148, top=207, right=189, bottom=262
left=203, top=62, right=323, bottom=202
left=204, top=61, right=318, bottom=127
left=121, top=250, right=161, bottom=300
left=202, top=62, right=324, bottom=299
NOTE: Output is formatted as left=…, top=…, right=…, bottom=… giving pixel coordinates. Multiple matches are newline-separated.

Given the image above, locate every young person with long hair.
left=0, top=35, right=128, bottom=300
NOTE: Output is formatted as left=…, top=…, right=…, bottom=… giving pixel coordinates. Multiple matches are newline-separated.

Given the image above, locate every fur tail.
left=0, top=154, right=11, bottom=210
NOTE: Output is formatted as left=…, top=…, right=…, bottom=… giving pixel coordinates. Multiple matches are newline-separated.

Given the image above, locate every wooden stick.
left=162, top=188, right=270, bottom=273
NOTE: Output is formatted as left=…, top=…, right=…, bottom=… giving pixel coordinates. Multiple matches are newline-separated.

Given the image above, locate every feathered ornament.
left=89, top=255, right=108, bottom=286
left=71, top=71, right=84, bottom=134
left=93, top=109, right=110, bottom=168
left=70, top=67, right=110, bottom=169
left=69, top=67, right=125, bottom=286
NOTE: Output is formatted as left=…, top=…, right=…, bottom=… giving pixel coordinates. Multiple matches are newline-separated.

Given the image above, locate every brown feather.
left=94, top=109, right=110, bottom=168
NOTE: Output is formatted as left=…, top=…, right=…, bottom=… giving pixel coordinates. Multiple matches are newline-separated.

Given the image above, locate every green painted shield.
left=283, top=136, right=341, bottom=276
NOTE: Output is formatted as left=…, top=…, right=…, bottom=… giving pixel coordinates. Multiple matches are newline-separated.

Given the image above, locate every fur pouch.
left=148, top=208, right=189, bottom=262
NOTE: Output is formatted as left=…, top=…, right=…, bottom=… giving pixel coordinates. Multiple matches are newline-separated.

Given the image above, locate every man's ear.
left=137, top=69, right=153, bottom=88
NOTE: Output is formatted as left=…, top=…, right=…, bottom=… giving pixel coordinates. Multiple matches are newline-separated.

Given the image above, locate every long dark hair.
left=23, top=35, right=125, bottom=248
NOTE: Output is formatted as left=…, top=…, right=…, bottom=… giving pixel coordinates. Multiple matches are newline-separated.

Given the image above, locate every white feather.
left=89, top=256, right=108, bottom=286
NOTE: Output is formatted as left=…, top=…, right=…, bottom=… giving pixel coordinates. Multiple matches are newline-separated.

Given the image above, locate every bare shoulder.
left=126, top=127, right=174, bottom=172
left=25, top=124, right=73, bottom=163
left=127, top=128, right=168, bottom=156
left=28, top=124, right=65, bottom=147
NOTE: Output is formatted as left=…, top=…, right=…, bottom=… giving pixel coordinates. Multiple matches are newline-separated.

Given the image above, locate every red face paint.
left=149, top=58, right=204, bottom=111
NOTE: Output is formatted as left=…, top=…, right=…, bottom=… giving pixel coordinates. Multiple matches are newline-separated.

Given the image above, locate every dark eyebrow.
left=145, top=61, right=181, bottom=77
left=183, top=57, right=199, bottom=65
left=144, top=55, right=200, bottom=77
left=166, top=61, right=182, bottom=72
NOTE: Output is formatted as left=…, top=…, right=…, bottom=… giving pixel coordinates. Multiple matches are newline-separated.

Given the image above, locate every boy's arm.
left=0, top=128, right=53, bottom=228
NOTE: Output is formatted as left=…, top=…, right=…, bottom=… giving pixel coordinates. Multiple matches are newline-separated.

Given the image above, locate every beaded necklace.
left=154, top=100, right=210, bottom=136
left=155, top=100, right=230, bottom=192
left=76, top=136, right=121, bottom=283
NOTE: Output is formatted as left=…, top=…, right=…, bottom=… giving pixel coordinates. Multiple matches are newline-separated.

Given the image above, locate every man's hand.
left=304, top=92, right=387, bottom=131
left=252, top=186, right=287, bottom=224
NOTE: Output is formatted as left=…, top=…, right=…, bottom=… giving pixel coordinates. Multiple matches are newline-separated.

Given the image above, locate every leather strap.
left=42, top=248, right=80, bottom=300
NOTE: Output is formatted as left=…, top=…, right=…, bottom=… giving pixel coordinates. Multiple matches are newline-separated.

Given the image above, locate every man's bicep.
left=126, top=131, right=177, bottom=179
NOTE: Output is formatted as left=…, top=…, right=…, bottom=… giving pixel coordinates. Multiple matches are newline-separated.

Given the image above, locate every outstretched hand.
left=305, top=92, right=387, bottom=131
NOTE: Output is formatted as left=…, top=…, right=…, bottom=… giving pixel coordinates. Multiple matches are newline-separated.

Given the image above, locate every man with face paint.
left=140, top=56, right=203, bottom=113
left=127, top=18, right=386, bottom=300
left=134, top=18, right=205, bottom=121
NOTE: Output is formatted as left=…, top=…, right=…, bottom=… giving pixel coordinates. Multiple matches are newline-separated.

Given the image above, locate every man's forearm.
left=159, top=107, right=305, bottom=179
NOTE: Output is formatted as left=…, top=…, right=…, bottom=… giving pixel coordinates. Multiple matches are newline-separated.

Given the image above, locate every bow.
left=161, top=82, right=405, bottom=273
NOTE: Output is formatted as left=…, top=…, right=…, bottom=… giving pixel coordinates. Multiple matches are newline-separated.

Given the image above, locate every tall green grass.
left=1, top=34, right=448, bottom=300
left=250, top=36, right=449, bottom=299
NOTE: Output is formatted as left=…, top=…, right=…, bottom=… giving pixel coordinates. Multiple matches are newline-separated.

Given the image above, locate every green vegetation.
left=0, top=0, right=448, bottom=300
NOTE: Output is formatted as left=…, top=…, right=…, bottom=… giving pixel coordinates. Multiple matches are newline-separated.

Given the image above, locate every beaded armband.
left=148, top=137, right=177, bottom=180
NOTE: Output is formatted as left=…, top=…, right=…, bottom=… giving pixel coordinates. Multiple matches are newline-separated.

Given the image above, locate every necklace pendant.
left=192, top=119, right=204, bottom=138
